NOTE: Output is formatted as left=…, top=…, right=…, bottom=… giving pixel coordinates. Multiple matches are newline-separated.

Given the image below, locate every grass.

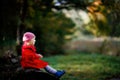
left=42, top=51, right=120, bottom=80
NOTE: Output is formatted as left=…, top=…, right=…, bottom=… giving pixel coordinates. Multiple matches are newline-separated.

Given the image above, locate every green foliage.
left=33, top=12, right=75, bottom=55
left=43, top=52, right=120, bottom=80
left=0, top=0, right=75, bottom=56
left=14, top=0, right=75, bottom=56
left=22, top=0, right=75, bottom=55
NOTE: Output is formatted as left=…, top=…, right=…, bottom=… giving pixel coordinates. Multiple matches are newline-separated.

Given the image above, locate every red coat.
left=21, top=44, right=48, bottom=69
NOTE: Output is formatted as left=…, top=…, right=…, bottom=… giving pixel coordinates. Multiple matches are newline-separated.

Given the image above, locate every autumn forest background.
left=0, top=0, right=120, bottom=80
left=0, top=0, right=120, bottom=56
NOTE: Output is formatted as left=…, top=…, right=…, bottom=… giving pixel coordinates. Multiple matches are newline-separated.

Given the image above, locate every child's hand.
left=38, top=54, right=43, bottom=58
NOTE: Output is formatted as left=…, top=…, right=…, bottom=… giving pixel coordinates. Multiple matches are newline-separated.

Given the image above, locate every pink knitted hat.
left=22, top=32, right=35, bottom=42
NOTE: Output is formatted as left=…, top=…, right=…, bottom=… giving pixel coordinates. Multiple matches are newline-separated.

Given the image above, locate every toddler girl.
left=21, top=32, right=65, bottom=78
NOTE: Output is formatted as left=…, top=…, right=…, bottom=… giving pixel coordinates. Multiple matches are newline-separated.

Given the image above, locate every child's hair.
left=22, top=32, right=35, bottom=42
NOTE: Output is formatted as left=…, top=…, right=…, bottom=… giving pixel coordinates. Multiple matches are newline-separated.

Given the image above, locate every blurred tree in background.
left=56, top=0, right=120, bottom=37
left=0, top=0, right=75, bottom=56
left=0, top=0, right=19, bottom=55
left=102, top=0, right=120, bottom=37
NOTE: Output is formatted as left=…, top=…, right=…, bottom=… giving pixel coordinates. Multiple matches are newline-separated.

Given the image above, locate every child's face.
left=30, top=38, right=36, bottom=45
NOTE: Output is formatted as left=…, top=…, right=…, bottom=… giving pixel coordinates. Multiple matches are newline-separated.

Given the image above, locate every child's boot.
left=54, top=70, right=65, bottom=78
